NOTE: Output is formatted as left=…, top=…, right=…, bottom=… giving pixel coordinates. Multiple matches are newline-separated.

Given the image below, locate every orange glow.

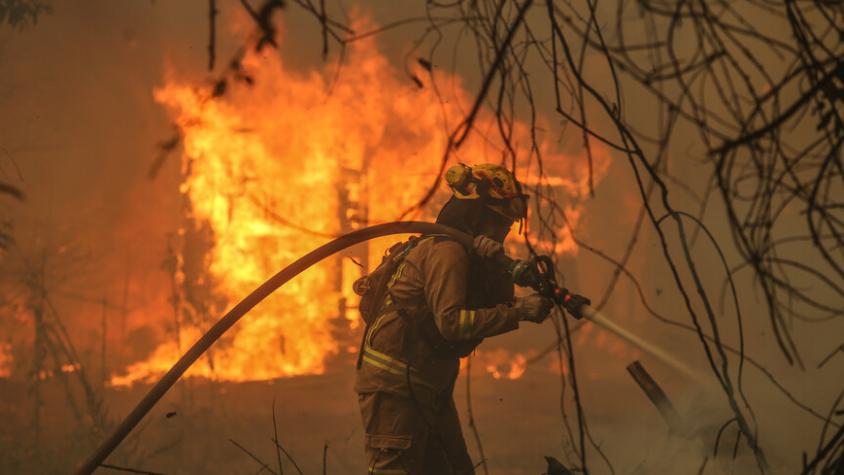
left=461, top=349, right=532, bottom=380
left=0, top=343, right=11, bottom=378
left=482, top=349, right=529, bottom=380
left=110, top=16, right=610, bottom=386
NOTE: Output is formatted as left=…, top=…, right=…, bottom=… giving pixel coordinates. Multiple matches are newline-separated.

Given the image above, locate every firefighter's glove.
left=514, top=294, right=554, bottom=323
left=473, top=235, right=504, bottom=258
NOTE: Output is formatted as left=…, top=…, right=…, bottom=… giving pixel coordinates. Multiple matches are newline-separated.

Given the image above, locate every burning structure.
left=101, top=15, right=611, bottom=390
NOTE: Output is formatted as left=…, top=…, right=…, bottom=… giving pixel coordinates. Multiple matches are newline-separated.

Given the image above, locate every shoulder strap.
left=357, top=235, right=429, bottom=324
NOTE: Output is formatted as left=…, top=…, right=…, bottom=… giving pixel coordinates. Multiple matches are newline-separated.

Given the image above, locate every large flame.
left=0, top=343, right=11, bottom=378
left=111, top=18, right=610, bottom=386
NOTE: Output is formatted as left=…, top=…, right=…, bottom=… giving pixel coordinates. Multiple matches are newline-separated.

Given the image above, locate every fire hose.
left=74, top=221, right=700, bottom=474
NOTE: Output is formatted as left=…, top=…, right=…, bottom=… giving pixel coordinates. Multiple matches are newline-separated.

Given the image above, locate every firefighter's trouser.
left=358, top=391, right=475, bottom=475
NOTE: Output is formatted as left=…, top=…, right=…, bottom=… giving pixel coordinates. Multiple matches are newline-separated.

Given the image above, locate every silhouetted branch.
left=207, top=0, right=218, bottom=71
left=229, top=438, right=278, bottom=475
left=99, top=463, right=166, bottom=475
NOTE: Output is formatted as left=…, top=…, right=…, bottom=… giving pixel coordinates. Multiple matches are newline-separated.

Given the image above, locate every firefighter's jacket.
left=354, top=235, right=521, bottom=407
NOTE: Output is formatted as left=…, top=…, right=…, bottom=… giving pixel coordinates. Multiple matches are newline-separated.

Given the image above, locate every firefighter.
left=355, top=163, right=554, bottom=475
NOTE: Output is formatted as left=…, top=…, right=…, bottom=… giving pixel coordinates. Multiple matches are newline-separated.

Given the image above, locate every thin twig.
left=99, top=463, right=166, bottom=475
left=272, top=397, right=284, bottom=475
left=207, top=0, right=218, bottom=70
left=229, top=439, right=278, bottom=475
left=270, top=438, right=305, bottom=475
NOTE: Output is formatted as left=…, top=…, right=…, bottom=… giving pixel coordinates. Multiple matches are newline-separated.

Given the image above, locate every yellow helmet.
left=444, top=163, right=528, bottom=220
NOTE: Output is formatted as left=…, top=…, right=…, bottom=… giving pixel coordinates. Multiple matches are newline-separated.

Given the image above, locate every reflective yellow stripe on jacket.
left=458, top=309, right=477, bottom=339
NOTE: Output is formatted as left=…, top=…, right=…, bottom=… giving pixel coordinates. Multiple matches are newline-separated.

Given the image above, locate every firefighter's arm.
left=423, top=240, right=522, bottom=341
